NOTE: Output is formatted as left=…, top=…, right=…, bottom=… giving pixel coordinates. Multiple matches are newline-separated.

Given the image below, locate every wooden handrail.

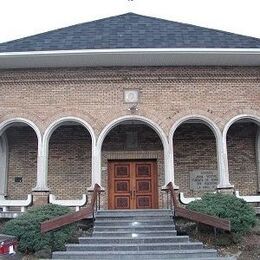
left=41, top=184, right=102, bottom=233
left=164, top=182, right=231, bottom=232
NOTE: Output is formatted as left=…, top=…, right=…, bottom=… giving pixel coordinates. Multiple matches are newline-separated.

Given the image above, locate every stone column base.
left=216, top=187, right=234, bottom=194
left=32, top=191, right=50, bottom=206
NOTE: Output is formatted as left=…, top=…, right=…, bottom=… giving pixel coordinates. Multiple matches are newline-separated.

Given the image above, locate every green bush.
left=187, top=193, right=256, bottom=234
left=3, top=204, right=76, bottom=253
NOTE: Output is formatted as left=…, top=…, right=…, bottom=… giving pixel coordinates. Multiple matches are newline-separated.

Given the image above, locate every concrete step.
left=97, top=209, right=172, bottom=215
left=66, top=242, right=203, bottom=251
left=95, top=219, right=174, bottom=226
left=95, top=215, right=173, bottom=221
left=79, top=236, right=190, bottom=244
left=52, top=249, right=218, bottom=259
left=92, top=230, right=177, bottom=237
left=94, top=225, right=175, bottom=232
left=96, top=210, right=172, bottom=218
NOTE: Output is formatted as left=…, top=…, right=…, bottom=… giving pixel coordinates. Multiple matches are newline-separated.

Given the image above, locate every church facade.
left=0, top=13, right=259, bottom=210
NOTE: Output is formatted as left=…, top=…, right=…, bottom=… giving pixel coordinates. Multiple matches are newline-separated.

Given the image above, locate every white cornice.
left=0, top=48, right=260, bottom=69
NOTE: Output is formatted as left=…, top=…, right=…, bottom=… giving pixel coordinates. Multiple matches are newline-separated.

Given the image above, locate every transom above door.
left=108, top=160, right=158, bottom=209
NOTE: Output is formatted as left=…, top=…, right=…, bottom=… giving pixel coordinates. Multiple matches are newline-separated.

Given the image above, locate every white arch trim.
left=223, top=114, right=260, bottom=138
left=94, top=115, right=170, bottom=189
left=0, top=117, right=42, bottom=142
left=222, top=114, right=260, bottom=191
left=37, top=117, right=96, bottom=191
left=169, top=114, right=232, bottom=190
left=0, top=134, right=8, bottom=198
left=0, top=117, right=43, bottom=192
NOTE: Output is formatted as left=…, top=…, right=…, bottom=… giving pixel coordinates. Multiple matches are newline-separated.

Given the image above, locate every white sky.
left=0, top=0, right=260, bottom=44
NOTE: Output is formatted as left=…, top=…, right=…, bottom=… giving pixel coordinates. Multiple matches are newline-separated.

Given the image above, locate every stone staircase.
left=52, top=209, right=235, bottom=259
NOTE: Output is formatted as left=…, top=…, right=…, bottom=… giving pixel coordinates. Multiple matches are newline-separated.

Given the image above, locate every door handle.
left=133, top=190, right=136, bottom=199
left=130, top=190, right=133, bottom=199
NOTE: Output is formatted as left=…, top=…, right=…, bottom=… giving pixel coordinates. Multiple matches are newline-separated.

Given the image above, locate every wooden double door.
left=108, top=160, right=158, bottom=209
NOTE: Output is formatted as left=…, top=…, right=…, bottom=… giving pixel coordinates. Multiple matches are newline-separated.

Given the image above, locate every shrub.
left=3, top=204, right=76, bottom=253
left=187, top=193, right=256, bottom=234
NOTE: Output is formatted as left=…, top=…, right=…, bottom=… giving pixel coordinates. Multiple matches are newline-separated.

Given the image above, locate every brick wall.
left=227, top=122, right=258, bottom=195
left=6, top=126, right=37, bottom=199
left=48, top=125, right=92, bottom=199
left=0, top=66, right=259, bottom=203
left=174, top=123, right=218, bottom=196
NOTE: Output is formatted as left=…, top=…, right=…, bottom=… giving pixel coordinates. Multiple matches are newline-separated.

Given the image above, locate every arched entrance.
left=42, top=117, right=96, bottom=199
left=0, top=118, right=41, bottom=199
left=169, top=115, right=222, bottom=196
left=223, top=115, right=260, bottom=195
left=97, top=116, right=168, bottom=209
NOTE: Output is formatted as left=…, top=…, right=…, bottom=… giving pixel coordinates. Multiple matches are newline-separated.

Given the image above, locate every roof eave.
left=0, top=48, right=260, bottom=69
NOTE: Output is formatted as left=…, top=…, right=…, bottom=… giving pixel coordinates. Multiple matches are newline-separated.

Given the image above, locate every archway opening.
left=173, top=120, right=218, bottom=196
left=47, top=122, right=92, bottom=199
left=101, top=120, right=164, bottom=209
left=226, top=119, right=259, bottom=195
left=1, top=123, right=38, bottom=199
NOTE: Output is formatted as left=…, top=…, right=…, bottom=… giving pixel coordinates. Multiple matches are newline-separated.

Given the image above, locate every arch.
left=39, top=117, right=96, bottom=191
left=43, top=116, right=96, bottom=146
left=0, top=118, right=42, bottom=193
left=223, top=114, right=260, bottom=138
left=223, top=114, right=260, bottom=193
left=168, top=114, right=230, bottom=189
left=169, top=114, right=222, bottom=141
left=95, top=115, right=170, bottom=188
left=0, top=117, right=42, bottom=143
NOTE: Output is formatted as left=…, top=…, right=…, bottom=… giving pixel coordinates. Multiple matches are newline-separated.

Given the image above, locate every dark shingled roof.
left=0, top=12, right=260, bottom=52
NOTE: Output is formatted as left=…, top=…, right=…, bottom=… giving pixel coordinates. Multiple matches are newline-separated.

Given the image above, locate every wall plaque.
left=190, top=170, right=218, bottom=191
left=124, top=90, right=139, bottom=103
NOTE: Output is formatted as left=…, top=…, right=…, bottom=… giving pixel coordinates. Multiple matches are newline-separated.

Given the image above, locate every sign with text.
left=190, top=170, right=218, bottom=191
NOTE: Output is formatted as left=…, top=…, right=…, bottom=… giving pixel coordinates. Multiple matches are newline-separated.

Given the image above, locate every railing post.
left=166, top=190, right=169, bottom=209
left=98, top=191, right=101, bottom=210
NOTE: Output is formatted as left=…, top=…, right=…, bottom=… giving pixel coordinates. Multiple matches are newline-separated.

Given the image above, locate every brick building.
left=0, top=13, right=259, bottom=210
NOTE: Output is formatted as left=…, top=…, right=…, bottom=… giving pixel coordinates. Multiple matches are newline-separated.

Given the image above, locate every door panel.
left=135, top=162, right=157, bottom=209
left=108, top=161, right=157, bottom=209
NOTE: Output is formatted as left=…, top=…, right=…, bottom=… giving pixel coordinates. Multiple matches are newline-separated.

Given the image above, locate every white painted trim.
left=235, top=190, right=260, bottom=203
left=94, top=115, right=170, bottom=189
left=169, top=115, right=232, bottom=189
left=179, top=192, right=201, bottom=205
left=0, top=118, right=42, bottom=192
left=222, top=114, right=260, bottom=191
left=40, top=117, right=96, bottom=191
left=1, top=48, right=260, bottom=56
left=0, top=194, right=32, bottom=212
left=49, top=194, right=87, bottom=211
left=0, top=134, right=8, bottom=197
left=1, top=48, right=260, bottom=69
left=223, top=114, right=260, bottom=138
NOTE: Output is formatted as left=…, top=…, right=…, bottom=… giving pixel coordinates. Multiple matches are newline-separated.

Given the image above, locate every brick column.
left=32, top=191, right=49, bottom=206
left=256, top=127, right=260, bottom=192
left=0, top=134, right=8, bottom=198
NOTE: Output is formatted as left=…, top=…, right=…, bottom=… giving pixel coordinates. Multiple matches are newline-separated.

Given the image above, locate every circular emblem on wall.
left=124, top=90, right=139, bottom=103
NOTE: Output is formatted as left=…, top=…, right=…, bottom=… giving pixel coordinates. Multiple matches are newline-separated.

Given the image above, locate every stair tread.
left=97, top=210, right=171, bottom=212
left=79, top=236, right=189, bottom=239
left=94, top=225, right=175, bottom=228
left=93, top=230, right=176, bottom=233
left=67, top=242, right=203, bottom=246
left=54, top=249, right=217, bottom=254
